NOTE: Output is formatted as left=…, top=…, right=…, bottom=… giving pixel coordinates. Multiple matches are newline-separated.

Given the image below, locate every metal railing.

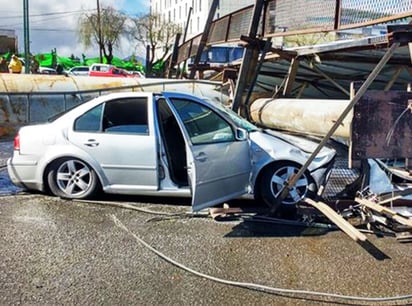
left=0, top=79, right=225, bottom=125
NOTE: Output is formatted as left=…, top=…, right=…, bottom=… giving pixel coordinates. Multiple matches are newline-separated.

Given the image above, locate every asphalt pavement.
left=1, top=140, right=412, bottom=305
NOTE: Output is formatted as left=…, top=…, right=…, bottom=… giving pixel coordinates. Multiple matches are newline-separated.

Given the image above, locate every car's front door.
left=68, top=94, right=158, bottom=192
left=162, top=93, right=251, bottom=211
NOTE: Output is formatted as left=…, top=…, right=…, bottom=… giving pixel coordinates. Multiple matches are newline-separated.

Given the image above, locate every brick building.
left=0, top=29, right=17, bottom=54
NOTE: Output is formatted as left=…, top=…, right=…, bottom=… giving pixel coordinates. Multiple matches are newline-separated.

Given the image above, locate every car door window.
left=170, top=98, right=234, bottom=144
left=74, top=98, right=148, bottom=134
left=73, top=104, right=103, bottom=132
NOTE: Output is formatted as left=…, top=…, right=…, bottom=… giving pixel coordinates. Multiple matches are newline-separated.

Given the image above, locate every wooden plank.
left=283, top=58, right=300, bottom=96
left=355, top=197, right=412, bottom=228
left=304, top=198, right=368, bottom=242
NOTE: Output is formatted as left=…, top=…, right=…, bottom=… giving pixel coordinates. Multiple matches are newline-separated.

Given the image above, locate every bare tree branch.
left=77, top=6, right=127, bottom=64
left=128, top=13, right=181, bottom=75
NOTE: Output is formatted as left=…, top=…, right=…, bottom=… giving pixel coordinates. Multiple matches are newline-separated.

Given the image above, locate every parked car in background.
left=7, top=91, right=336, bottom=213
left=129, top=71, right=145, bottom=78
left=68, top=66, right=90, bottom=76
left=39, top=67, right=57, bottom=74
left=89, top=63, right=134, bottom=78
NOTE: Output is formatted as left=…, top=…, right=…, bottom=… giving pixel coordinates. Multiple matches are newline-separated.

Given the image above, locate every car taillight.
left=13, top=134, right=20, bottom=151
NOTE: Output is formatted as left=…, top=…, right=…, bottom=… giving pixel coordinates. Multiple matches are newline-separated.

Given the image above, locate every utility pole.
left=23, top=0, right=30, bottom=73
left=97, top=0, right=103, bottom=63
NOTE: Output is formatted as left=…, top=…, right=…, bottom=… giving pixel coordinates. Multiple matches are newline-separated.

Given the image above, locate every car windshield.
left=207, top=99, right=259, bottom=132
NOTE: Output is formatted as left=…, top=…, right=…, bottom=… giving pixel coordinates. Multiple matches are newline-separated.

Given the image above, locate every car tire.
left=257, top=161, right=317, bottom=216
left=47, top=158, right=99, bottom=199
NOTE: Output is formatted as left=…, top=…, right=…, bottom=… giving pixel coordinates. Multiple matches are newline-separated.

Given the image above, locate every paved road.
left=1, top=140, right=412, bottom=305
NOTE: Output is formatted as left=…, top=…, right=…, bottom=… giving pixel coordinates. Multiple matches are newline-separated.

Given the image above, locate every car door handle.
left=84, top=139, right=99, bottom=147
left=194, top=152, right=207, bottom=162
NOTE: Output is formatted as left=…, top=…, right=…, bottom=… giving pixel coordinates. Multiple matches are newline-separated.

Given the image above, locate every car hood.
left=248, top=129, right=336, bottom=167
left=262, top=129, right=334, bottom=155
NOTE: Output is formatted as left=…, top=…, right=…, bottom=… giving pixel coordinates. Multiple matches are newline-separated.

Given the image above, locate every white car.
left=67, top=66, right=90, bottom=76
left=39, top=67, right=57, bottom=74
left=7, top=91, right=336, bottom=213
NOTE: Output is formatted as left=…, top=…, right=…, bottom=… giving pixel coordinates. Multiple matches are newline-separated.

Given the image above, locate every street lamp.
left=23, top=0, right=30, bottom=73
left=97, top=0, right=103, bottom=63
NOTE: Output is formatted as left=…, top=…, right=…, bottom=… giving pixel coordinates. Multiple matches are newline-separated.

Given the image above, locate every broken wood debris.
left=355, top=197, right=412, bottom=228
left=304, top=198, right=368, bottom=242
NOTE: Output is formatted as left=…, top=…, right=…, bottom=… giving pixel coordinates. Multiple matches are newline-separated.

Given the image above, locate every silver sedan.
left=7, top=91, right=336, bottom=213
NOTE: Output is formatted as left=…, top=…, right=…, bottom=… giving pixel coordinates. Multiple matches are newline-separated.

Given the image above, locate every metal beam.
left=384, top=66, right=403, bottom=91
left=167, top=33, right=182, bottom=78
left=282, top=58, right=300, bottom=96
left=232, top=0, right=266, bottom=113
left=179, top=6, right=192, bottom=79
left=188, top=0, right=219, bottom=79
left=312, top=65, right=351, bottom=97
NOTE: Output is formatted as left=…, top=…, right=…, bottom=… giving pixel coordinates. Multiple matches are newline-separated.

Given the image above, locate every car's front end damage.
left=249, top=129, right=336, bottom=198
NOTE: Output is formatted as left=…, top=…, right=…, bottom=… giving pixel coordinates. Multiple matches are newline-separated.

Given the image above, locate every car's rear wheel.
left=257, top=161, right=317, bottom=215
left=47, top=158, right=98, bottom=199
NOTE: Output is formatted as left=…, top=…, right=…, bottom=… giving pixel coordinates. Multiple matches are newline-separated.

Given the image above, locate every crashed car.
left=7, top=91, right=336, bottom=212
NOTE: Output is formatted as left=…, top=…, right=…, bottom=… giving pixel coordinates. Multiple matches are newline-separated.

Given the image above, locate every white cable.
left=110, top=214, right=412, bottom=304
left=74, top=199, right=182, bottom=216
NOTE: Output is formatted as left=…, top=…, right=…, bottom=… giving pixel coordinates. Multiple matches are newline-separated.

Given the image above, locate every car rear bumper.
left=7, top=157, right=44, bottom=192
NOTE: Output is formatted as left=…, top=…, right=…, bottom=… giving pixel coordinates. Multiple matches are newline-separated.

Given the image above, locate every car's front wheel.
left=256, top=161, right=317, bottom=215
left=47, top=158, right=99, bottom=199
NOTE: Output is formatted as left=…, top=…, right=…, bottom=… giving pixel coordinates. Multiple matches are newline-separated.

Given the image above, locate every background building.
left=150, top=0, right=254, bottom=40
left=0, top=29, right=17, bottom=54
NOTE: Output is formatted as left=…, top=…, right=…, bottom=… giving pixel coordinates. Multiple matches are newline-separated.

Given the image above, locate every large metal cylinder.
left=250, top=98, right=353, bottom=139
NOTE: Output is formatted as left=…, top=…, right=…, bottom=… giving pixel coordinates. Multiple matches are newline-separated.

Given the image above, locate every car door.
left=68, top=93, right=159, bottom=192
left=162, top=92, right=251, bottom=211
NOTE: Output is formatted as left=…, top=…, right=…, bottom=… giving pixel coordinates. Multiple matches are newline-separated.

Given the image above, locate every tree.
left=78, top=6, right=127, bottom=65
left=129, top=13, right=181, bottom=76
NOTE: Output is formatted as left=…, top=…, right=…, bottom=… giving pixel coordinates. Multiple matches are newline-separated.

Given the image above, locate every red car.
left=89, top=64, right=134, bottom=78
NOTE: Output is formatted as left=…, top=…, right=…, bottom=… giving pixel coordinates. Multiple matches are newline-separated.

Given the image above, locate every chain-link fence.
left=175, top=0, right=412, bottom=65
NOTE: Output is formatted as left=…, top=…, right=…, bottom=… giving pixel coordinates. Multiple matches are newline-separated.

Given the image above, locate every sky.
left=0, top=0, right=150, bottom=59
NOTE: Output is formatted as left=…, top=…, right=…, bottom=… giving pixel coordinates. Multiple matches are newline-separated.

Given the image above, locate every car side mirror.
left=235, top=128, right=248, bottom=141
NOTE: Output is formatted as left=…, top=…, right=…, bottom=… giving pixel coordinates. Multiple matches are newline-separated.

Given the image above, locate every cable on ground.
left=110, top=214, right=412, bottom=305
